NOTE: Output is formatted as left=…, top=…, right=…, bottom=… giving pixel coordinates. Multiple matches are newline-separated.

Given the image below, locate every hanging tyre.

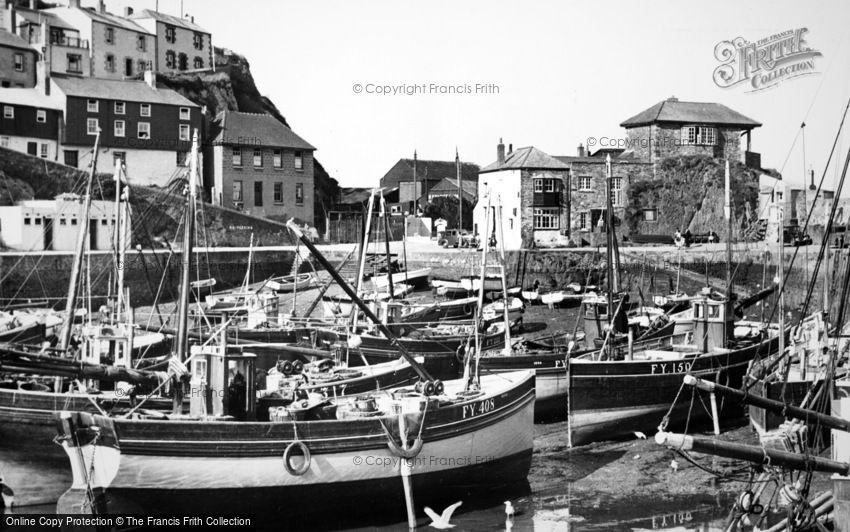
left=283, top=441, right=311, bottom=476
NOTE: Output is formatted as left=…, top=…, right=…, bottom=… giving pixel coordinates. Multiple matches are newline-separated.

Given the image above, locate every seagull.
left=670, top=458, right=679, bottom=472
left=504, top=501, right=515, bottom=519
left=633, top=431, right=647, bottom=439
left=425, top=501, right=463, bottom=529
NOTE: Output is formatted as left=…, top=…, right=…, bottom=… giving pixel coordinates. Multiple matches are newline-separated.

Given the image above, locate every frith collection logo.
left=713, top=28, right=822, bottom=92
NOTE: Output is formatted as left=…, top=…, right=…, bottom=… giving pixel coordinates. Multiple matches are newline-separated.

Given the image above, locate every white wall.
left=473, top=169, right=523, bottom=250
left=0, top=198, right=119, bottom=251
left=0, top=135, right=59, bottom=161
left=74, top=146, right=187, bottom=186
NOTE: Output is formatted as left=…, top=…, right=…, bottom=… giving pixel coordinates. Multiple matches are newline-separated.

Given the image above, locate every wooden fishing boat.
left=54, top=219, right=535, bottom=526
left=460, top=274, right=502, bottom=292
left=481, top=293, right=782, bottom=440
left=0, top=318, right=45, bottom=345
left=321, top=284, right=413, bottom=318
left=267, top=272, right=316, bottom=293
left=392, top=297, right=478, bottom=324
left=482, top=297, right=524, bottom=326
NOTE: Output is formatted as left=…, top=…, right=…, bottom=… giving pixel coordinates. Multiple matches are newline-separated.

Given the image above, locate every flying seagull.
left=425, top=501, right=463, bottom=529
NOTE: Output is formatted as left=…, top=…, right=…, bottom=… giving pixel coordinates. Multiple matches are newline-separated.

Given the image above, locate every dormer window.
left=680, top=125, right=716, bottom=146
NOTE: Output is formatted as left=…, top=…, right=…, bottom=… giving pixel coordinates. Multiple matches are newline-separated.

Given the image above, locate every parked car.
left=784, top=226, right=813, bottom=246
left=438, top=229, right=475, bottom=248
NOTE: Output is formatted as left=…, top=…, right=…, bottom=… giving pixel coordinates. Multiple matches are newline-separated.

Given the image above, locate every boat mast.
left=60, top=131, right=100, bottom=352
left=175, top=131, right=199, bottom=368
left=350, top=189, right=376, bottom=329
left=379, top=191, right=394, bottom=300
left=111, top=159, right=122, bottom=323
left=456, top=147, right=462, bottom=230
left=725, top=160, right=733, bottom=296
left=775, top=194, right=785, bottom=372
left=605, top=154, right=615, bottom=328
left=494, top=195, right=512, bottom=355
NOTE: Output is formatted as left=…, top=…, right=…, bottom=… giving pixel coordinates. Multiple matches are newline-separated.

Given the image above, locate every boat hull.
left=55, top=372, right=535, bottom=525
left=480, top=335, right=776, bottom=443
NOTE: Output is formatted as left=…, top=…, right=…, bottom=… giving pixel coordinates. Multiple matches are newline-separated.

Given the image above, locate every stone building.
left=620, top=97, right=762, bottom=170
left=474, top=142, right=571, bottom=250
left=0, top=27, right=36, bottom=87
left=204, top=111, right=315, bottom=223
left=379, top=156, right=479, bottom=214
left=129, top=9, right=213, bottom=73
left=555, top=146, right=652, bottom=246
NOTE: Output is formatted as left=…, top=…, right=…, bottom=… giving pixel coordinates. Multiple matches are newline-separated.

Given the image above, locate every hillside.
left=155, top=48, right=339, bottom=231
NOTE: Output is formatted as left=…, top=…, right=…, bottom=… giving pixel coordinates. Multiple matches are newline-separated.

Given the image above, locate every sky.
left=99, top=0, right=850, bottom=190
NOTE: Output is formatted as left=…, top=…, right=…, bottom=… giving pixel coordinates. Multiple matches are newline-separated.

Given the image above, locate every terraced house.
left=204, top=111, right=315, bottom=223
left=129, top=9, right=213, bottom=73
left=44, top=0, right=156, bottom=80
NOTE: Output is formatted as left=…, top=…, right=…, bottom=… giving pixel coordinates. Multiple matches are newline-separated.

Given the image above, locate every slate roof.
left=380, top=158, right=480, bottom=189
left=429, top=178, right=478, bottom=196
left=210, top=111, right=315, bottom=150
left=620, top=98, right=761, bottom=128
left=15, top=8, right=77, bottom=31
left=130, top=9, right=210, bottom=34
left=45, top=6, right=152, bottom=34
left=52, top=75, right=197, bottom=106
left=0, top=30, right=33, bottom=51
left=0, top=87, right=61, bottom=109
left=480, top=146, right=570, bottom=173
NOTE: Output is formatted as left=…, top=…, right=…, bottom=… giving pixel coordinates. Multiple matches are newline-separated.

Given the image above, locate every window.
left=179, top=107, right=190, bottom=120
left=254, top=181, right=263, bottom=207
left=104, top=27, right=114, bottom=44
left=544, top=179, right=559, bottom=193
left=13, top=53, right=24, bottom=72
left=533, top=179, right=543, bottom=193
left=193, top=56, right=203, bottom=69
left=578, top=176, right=592, bottom=191
left=137, top=35, right=146, bottom=51
left=124, top=57, right=133, bottom=76
left=105, top=53, right=115, bottom=72
left=114, top=120, right=125, bottom=137
left=60, top=218, right=66, bottom=225
left=36, top=110, right=46, bottom=123
left=232, top=147, right=242, bottom=167
left=24, top=218, right=31, bottom=225
left=67, top=54, right=82, bottom=73
left=642, top=209, right=658, bottom=222
left=87, top=118, right=99, bottom=135
left=253, top=149, right=262, bottom=167
left=179, top=124, right=190, bottom=141
left=533, top=207, right=559, bottom=230
left=71, top=218, right=78, bottom=225
left=63, top=150, right=78, bottom=167
left=232, top=180, right=243, bottom=202
left=579, top=211, right=589, bottom=231
left=165, top=25, right=176, bottom=43
left=296, top=183, right=304, bottom=205
left=680, top=125, right=717, bottom=146
left=35, top=217, right=42, bottom=225
left=140, top=104, right=150, bottom=117
left=114, top=102, right=125, bottom=114
left=0, top=136, right=8, bottom=147
left=87, top=99, right=98, bottom=112
left=40, top=143, right=48, bottom=158
left=137, top=122, right=150, bottom=139
left=193, top=32, right=203, bottom=50
left=176, top=151, right=188, bottom=166
left=274, top=182, right=283, bottom=203
left=2, top=106, right=12, bottom=119
left=113, top=152, right=125, bottom=165
left=294, top=151, right=303, bottom=170
left=165, top=50, right=176, bottom=69
left=178, top=52, right=188, bottom=71
left=610, top=177, right=623, bottom=207
left=273, top=149, right=282, bottom=168
left=137, top=59, right=148, bottom=73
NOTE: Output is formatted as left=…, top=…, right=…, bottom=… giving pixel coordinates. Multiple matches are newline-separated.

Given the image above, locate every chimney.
left=144, top=69, right=155, bottom=89
left=28, top=0, right=35, bottom=10
left=809, top=168, right=816, bottom=190
left=124, top=6, right=133, bottom=16
left=98, top=0, right=105, bottom=13
left=577, top=143, right=586, bottom=157
left=667, top=95, right=678, bottom=102
left=69, top=0, right=80, bottom=8
left=6, top=4, right=16, bottom=33
left=508, top=143, right=512, bottom=154
left=497, top=138, right=505, bottom=166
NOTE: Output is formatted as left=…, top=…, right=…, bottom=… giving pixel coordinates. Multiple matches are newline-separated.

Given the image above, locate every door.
left=43, top=218, right=53, bottom=250
left=125, top=58, right=133, bottom=76
left=27, top=142, right=37, bottom=156
left=89, top=218, right=97, bottom=250
left=63, top=150, right=78, bottom=168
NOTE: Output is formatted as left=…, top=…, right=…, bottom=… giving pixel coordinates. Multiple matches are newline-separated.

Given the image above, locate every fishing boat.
left=0, top=314, right=46, bottom=344
left=267, top=272, right=316, bottom=293
left=371, top=267, right=432, bottom=290
left=54, top=220, right=535, bottom=526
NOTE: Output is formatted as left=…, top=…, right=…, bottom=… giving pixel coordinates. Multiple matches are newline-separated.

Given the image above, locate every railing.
left=49, top=35, right=90, bottom=49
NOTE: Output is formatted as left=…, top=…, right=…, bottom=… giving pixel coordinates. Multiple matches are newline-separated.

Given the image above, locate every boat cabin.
left=691, top=290, right=734, bottom=352
left=80, top=323, right=133, bottom=393
left=189, top=345, right=256, bottom=421
left=583, top=293, right=629, bottom=346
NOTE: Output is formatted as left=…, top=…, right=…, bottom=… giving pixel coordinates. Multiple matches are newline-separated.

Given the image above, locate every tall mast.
left=111, top=159, right=122, bottom=322
left=725, top=160, right=733, bottom=296
left=605, top=154, right=615, bottom=327
left=456, top=148, right=462, bottom=230
left=350, top=189, right=376, bottom=329
left=412, top=150, right=418, bottom=215
left=116, top=183, right=130, bottom=321
left=175, top=130, right=199, bottom=365
left=379, top=191, right=394, bottom=300
left=777, top=198, right=785, bottom=364
left=60, top=131, right=100, bottom=352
